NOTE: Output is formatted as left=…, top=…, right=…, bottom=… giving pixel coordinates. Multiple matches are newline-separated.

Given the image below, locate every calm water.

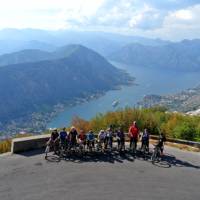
left=47, top=61, right=200, bottom=128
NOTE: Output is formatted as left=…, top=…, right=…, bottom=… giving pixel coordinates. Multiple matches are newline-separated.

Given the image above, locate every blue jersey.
left=60, top=131, right=67, bottom=141
left=117, top=131, right=124, bottom=139
left=86, top=133, right=95, bottom=141
left=142, top=133, right=149, bottom=140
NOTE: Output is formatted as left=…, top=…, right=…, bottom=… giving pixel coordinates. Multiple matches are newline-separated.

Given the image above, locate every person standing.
left=78, top=130, right=86, bottom=150
left=116, top=127, right=125, bottom=151
left=105, top=128, right=114, bottom=150
left=140, top=128, right=150, bottom=152
left=129, top=121, right=139, bottom=153
left=59, top=127, right=68, bottom=150
left=68, top=126, right=78, bottom=149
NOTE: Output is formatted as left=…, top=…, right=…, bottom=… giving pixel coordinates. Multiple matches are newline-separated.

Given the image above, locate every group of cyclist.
left=46, top=121, right=166, bottom=156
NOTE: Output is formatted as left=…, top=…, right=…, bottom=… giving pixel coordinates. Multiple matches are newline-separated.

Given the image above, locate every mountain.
left=0, top=45, right=133, bottom=125
left=0, top=39, right=57, bottom=55
left=137, top=85, right=200, bottom=112
left=0, top=44, right=111, bottom=66
left=109, top=39, right=200, bottom=72
left=0, top=28, right=170, bottom=56
left=0, top=49, right=51, bottom=66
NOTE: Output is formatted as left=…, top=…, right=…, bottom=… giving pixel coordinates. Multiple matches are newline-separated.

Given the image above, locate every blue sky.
left=0, top=0, right=200, bottom=40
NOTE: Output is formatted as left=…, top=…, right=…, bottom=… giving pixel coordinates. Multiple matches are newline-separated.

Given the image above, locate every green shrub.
left=173, top=122, right=195, bottom=140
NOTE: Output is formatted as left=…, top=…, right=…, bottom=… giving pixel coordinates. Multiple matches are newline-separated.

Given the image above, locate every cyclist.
left=116, top=127, right=125, bottom=151
left=98, top=130, right=106, bottom=150
left=157, top=133, right=166, bottom=156
left=140, top=128, right=150, bottom=152
left=105, top=128, right=114, bottom=150
left=68, top=126, right=78, bottom=149
left=78, top=130, right=86, bottom=150
left=129, top=121, right=139, bottom=153
left=47, top=128, right=59, bottom=154
left=59, top=127, right=68, bottom=149
left=86, top=130, right=95, bottom=150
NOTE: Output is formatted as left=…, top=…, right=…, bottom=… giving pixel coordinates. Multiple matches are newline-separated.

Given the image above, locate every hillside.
left=109, top=39, right=200, bottom=72
left=0, top=39, right=57, bottom=55
left=137, top=85, right=200, bottom=112
left=0, top=45, right=133, bottom=133
left=0, top=44, right=89, bottom=66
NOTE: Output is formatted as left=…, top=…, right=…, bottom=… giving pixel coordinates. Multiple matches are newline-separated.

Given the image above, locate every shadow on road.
left=17, top=148, right=45, bottom=157
left=162, top=153, right=200, bottom=169
left=61, top=151, right=135, bottom=164
left=151, top=153, right=200, bottom=169
left=16, top=148, right=200, bottom=169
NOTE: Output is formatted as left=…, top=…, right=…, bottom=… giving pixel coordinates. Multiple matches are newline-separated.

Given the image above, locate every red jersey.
left=129, top=125, right=139, bottom=138
left=78, top=133, right=86, bottom=141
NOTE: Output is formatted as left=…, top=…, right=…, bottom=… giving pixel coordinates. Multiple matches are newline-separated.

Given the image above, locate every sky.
left=0, top=0, right=200, bottom=40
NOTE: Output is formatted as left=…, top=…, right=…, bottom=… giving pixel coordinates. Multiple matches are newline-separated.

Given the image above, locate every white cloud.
left=171, top=9, right=193, bottom=20
left=137, top=4, right=200, bottom=40
left=0, top=0, right=200, bottom=40
left=0, top=0, right=104, bottom=29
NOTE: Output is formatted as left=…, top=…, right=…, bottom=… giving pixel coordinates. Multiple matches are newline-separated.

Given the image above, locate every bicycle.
left=129, top=137, right=137, bottom=157
left=96, top=139, right=104, bottom=152
left=140, top=141, right=149, bottom=160
left=117, top=137, right=125, bottom=152
left=45, top=139, right=59, bottom=159
left=45, top=143, right=50, bottom=159
left=151, top=144, right=161, bottom=164
left=77, top=140, right=86, bottom=156
left=86, top=139, right=95, bottom=153
left=58, top=140, right=69, bottom=158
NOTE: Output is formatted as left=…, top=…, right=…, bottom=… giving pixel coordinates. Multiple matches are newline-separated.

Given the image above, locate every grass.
left=0, top=139, right=11, bottom=154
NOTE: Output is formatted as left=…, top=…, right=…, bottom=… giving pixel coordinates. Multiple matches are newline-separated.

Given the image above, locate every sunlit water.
left=47, top=61, right=200, bottom=128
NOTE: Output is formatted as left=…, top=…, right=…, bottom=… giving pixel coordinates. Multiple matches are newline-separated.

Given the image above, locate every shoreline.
left=0, top=79, right=135, bottom=138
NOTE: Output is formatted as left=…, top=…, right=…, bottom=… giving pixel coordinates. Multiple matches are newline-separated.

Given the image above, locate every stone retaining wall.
left=11, top=133, right=200, bottom=153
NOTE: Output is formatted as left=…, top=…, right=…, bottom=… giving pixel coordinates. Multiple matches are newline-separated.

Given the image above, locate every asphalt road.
left=0, top=145, right=199, bottom=200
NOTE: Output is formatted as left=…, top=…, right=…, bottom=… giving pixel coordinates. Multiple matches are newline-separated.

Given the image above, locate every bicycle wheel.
left=59, top=144, right=65, bottom=158
left=151, top=147, right=158, bottom=164
left=45, top=145, right=50, bottom=159
left=144, top=145, right=149, bottom=160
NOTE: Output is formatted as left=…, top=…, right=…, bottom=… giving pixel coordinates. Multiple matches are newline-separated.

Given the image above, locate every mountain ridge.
left=0, top=45, right=133, bottom=134
left=0, top=44, right=104, bottom=67
left=109, top=39, right=200, bottom=72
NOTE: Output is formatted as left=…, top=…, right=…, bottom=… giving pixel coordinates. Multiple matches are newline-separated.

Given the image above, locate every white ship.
left=112, top=100, right=119, bottom=107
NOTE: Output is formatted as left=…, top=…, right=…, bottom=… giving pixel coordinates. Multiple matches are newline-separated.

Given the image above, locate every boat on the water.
left=112, top=100, right=119, bottom=107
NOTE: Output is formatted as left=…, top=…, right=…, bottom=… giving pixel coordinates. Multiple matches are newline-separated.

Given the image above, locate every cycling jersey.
left=106, top=131, right=113, bottom=138
left=98, top=131, right=105, bottom=140
left=142, top=132, right=149, bottom=141
left=129, top=125, right=139, bottom=139
left=59, top=131, right=68, bottom=142
left=51, top=131, right=59, bottom=141
left=86, top=132, right=95, bottom=141
left=157, top=135, right=166, bottom=147
left=78, top=133, right=86, bottom=141
left=117, top=130, right=125, bottom=139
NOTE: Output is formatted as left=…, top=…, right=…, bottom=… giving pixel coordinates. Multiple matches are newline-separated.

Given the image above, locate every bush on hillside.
left=71, top=106, right=200, bottom=141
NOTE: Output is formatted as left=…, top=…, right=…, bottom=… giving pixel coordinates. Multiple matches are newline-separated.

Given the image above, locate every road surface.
left=0, top=145, right=199, bottom=200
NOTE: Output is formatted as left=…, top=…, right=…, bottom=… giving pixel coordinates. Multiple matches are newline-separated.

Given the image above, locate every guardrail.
left=150, top=135, right=200, bottom=148
left=11, top=133, right=200, bottom=154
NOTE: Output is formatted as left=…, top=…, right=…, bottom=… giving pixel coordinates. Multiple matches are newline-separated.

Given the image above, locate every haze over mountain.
left=0, top=29, right=170, bottom=56
left=0, top=45, right=133, bottom=127
left=0, top=39, right=57, bottom=55
left=109, top=39, right=200, bottom=72
left=0, top=44, right=86, bottom=66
